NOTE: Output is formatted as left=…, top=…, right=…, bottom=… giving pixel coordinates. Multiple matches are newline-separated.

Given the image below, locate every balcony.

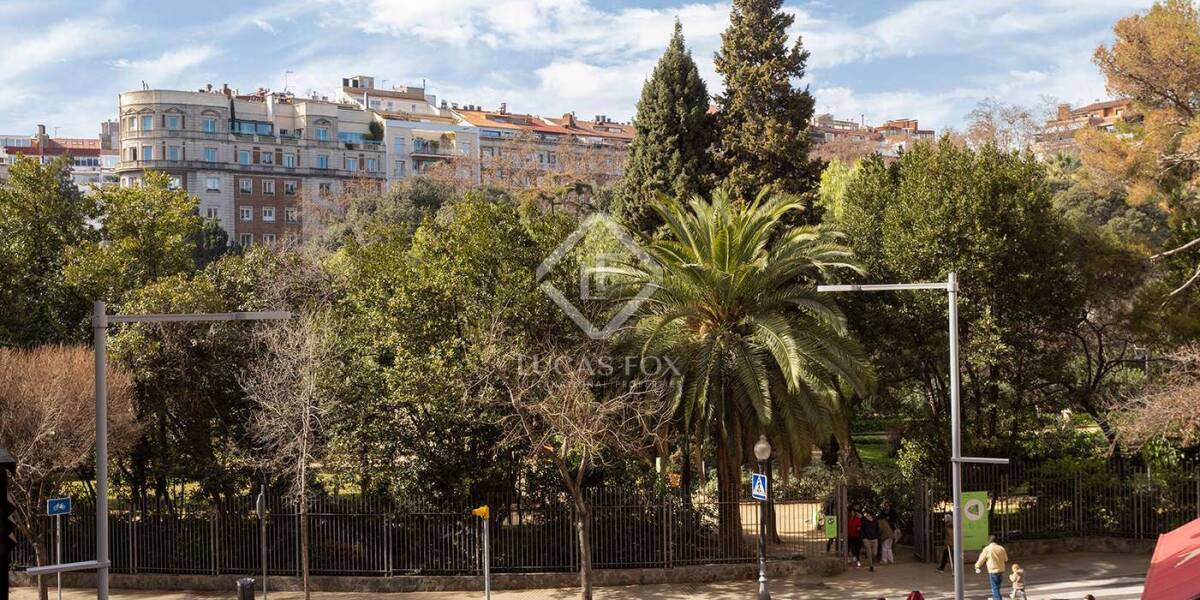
left=410, top=141, right=456, bottom=159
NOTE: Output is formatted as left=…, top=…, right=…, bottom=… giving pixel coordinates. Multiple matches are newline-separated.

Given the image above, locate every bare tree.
left=243, top=311, right=336, bottom=600
left=965, top=97, right=1040, bottom=151
left=810, top=135, right=880, bottom=163
left=0, top=346, right=137, bottom=600
left=471, top=333, right=668, bottom=600
left=1112, top=346, right=1200, bottom=450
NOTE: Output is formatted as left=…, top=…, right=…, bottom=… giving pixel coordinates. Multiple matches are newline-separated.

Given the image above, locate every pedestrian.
left=879, top=514, right=895, bottom=565
left=848, top=510, right=863, bottom=567
left=974, top=535, right=1010, bottom=600
left=1009, top=562, right=1027, bottom=599
left=861, top=510, right=880, bottom=572
left=878, top=500, right=898, bottom=562
left=936, top=514, right=953, bottom=573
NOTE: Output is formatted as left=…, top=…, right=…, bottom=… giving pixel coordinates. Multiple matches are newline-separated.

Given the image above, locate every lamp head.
left=753, top=434, right=772, bottom=462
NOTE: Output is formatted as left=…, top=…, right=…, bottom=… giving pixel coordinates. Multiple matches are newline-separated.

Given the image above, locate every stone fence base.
left=12, top=557, right=844, bottom=593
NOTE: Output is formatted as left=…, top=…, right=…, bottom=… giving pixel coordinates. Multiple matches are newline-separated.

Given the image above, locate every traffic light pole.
left=26, top=302, right=292, bottom=599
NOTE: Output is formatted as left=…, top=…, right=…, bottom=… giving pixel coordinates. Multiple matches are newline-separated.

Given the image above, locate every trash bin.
left=237, top=577, right=256, bottom=600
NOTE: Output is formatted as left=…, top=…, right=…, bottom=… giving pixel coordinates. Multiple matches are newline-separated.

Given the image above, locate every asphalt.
left=11, top=551, right=1149, bottom=599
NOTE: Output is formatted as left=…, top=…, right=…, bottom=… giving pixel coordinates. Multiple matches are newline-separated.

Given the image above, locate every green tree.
left=0, top=155, right=95, bottom=346
left=190, top=218, right=238, bottom=269
left=713, top=0, right=820, bottom=202
left=619, top=19, right=715, bottom=232
left=816, top=158, right=860, bottom=222
left=836, top=140, right=1082, bottom=473
left=65, top=171, right=202, bottom=305
left=311, top=176, right=457, bottom=251
left=619, top=190, right=873, bottom=553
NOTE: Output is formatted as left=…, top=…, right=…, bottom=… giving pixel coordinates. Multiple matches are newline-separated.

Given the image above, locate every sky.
left=0, top=0, right=1156, bottom=138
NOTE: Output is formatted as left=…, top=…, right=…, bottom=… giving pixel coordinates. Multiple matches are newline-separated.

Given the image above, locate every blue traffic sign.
left=47, top=497, right=71, bottom=516
left=750, top=473, right=768, bottom=501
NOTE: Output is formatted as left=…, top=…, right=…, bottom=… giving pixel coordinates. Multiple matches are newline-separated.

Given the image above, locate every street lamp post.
left=753, top=434, right=772, bottom=600
left=817, top=272, right=1008, bottom=600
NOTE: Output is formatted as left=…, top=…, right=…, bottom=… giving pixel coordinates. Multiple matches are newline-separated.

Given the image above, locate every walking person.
left=1008, top=563, right=1027, bottom=599
left=861, top=511, right=880, bottom=572
left=879, top=513, right=895, bottom=565
left=975, top=535, right=1010, bottom=600
left=936, top=514, right=953, bottom=573
left=848, top=510, right=863, bottom=567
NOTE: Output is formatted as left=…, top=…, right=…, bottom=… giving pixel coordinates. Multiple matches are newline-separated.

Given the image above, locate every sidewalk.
left=12, top=551, right=1148, bottom=599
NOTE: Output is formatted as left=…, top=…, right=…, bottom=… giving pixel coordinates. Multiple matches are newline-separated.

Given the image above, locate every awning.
left=1142, top=517, right=1200, bottom=600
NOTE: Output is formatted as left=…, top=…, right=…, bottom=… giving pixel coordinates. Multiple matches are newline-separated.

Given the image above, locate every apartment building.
left=339, top=75, right=480, bottom=184
left=116, top=84, right=384, bottom=245
left=1033, top=99, right=1134, bottom=157
left=454, top=104, right=633, bottom=187
left=0, top=124, right=118, bottom=191
left=810, top=113, right=935, bottom=159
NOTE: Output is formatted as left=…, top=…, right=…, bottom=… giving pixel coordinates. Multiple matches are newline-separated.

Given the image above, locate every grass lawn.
left=852, top=432, right=897, bottom=468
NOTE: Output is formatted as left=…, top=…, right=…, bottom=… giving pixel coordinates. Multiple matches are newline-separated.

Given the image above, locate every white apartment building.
left=339, top=75, right=480, bottom=185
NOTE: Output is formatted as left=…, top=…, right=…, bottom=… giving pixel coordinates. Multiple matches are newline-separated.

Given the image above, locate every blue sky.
left=0, top=0, right=1154, bottom=138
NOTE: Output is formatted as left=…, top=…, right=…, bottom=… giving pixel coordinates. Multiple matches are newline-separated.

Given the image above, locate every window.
left=167, top=146, right=180, bottom=161
left=316, top=127, right=329, bottom=141
left=239, top=206, right=252, bottom=221
left=262, top=180, right=275, bottom=195
left=394, top=160, right=405, bottom=177
left=128, top=147, right=137, bottom=161
left=395, top=138, right=405, bottom=152
left=283, top=153, right=295, bottom=168
left=547, top=151, right=557, bottom=166
left=239, top=233, right=253, bottom=245
left=285, top=207, right=298, bottom=223
left=262, top=233, right=276, bottom=244
left=260, top=151, right=274, bottom=165
left=125, top=116, right=136, bottom=132
left=202, top=118, right=218, bottom=133
left=284, top=181, right=297, bottom=195
left=167, top=176, right=181, bottom=190
left=205, top=207, right=219, bottom=219
left=318, top=182, right=332, bottom=195
left=346, top=157, right=358, bottom=171
left=316, top=154, right=329, bottom=169
left=165, top=115, right=181, bottom=130
left=238, top=150, right=251, bottom=165
left=262, top=207, right=275, bottom=222
left=366, top=158, right=377, bottom=172
left=141, top=145, right=153, bottom=160
left=239, top=178, right=252, bottom=194
left=204, top=147, right=218, bottom=162
left=141, top=115, right=153, bottom=131
left=205, top=176, right=220, bottom=191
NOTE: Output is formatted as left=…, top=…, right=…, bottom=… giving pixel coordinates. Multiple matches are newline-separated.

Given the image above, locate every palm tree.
left=614, top=188, right=873, bottom=553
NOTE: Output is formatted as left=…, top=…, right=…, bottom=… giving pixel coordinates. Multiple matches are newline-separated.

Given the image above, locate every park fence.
left=912, top=460, right=1200, bottom=561
left=13, top=489, right=828, bottom=577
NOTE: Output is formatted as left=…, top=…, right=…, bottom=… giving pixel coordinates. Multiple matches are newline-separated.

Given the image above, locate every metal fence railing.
left=913, top=461, right=1200, bottom=561
left=13, top=490, right=827, bottom=577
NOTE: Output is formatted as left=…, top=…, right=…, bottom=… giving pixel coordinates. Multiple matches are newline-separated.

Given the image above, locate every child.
left=1009, top=563, right=1027, bottom=599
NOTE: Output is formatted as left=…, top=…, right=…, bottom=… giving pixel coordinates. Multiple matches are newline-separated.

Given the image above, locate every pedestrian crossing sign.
left=750, top=472, right=768, bottom=501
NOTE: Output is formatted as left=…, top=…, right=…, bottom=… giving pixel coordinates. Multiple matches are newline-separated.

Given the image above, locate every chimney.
left=37, top=124, right=46, bottom=137
left=1057, top=103, right=1071, bottom=121
left=441, top=99, right=448, bottom=109
left=563, top=112, right=576, bottom=127
left=500, top=102, right=507, bottom=114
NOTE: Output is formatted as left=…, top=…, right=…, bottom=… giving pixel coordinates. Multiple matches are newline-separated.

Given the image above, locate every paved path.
left=12, top=551, right=1148, bottom=599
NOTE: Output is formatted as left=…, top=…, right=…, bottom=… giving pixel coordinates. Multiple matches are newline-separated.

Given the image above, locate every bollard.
left=237, top=577, right=256, bottom=600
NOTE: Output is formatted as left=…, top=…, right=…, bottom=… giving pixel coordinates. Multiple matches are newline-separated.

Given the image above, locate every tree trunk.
left=575, top=499, right=593, bottom=600
left=766, top=460, right=781, bottom=544
left=33, top=540, right=49, bottom=600
left=300, top=493, right=310, bottom=600
left=715, top=433, right=747, bottom=557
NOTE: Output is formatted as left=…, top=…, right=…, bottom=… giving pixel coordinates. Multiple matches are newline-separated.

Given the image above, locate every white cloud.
left=253, top=19, right=278, bottom=34
left=111, top=47, right=220, bottom=86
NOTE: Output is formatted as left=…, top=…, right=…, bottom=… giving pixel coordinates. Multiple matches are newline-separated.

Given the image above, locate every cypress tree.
left=713, top=0, right=820, bottom=202
left=619, top=19, right=714, bottom=232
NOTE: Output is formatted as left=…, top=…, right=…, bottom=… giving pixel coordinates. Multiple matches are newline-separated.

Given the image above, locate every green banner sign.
left=962, top=491, right=990, bottom=549
left=824, top=515, right=838, bottom=538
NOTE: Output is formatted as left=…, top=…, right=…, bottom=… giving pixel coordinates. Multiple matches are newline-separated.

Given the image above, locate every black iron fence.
left=912, top=461, right=1200, bottom=561
left=13, top=490, right=827, bottom=576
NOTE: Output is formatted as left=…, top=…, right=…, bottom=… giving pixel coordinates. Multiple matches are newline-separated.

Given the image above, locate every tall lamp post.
left=753, top=435, right=772, bottom=600
left=817, top=272, right=1008, bottom=600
